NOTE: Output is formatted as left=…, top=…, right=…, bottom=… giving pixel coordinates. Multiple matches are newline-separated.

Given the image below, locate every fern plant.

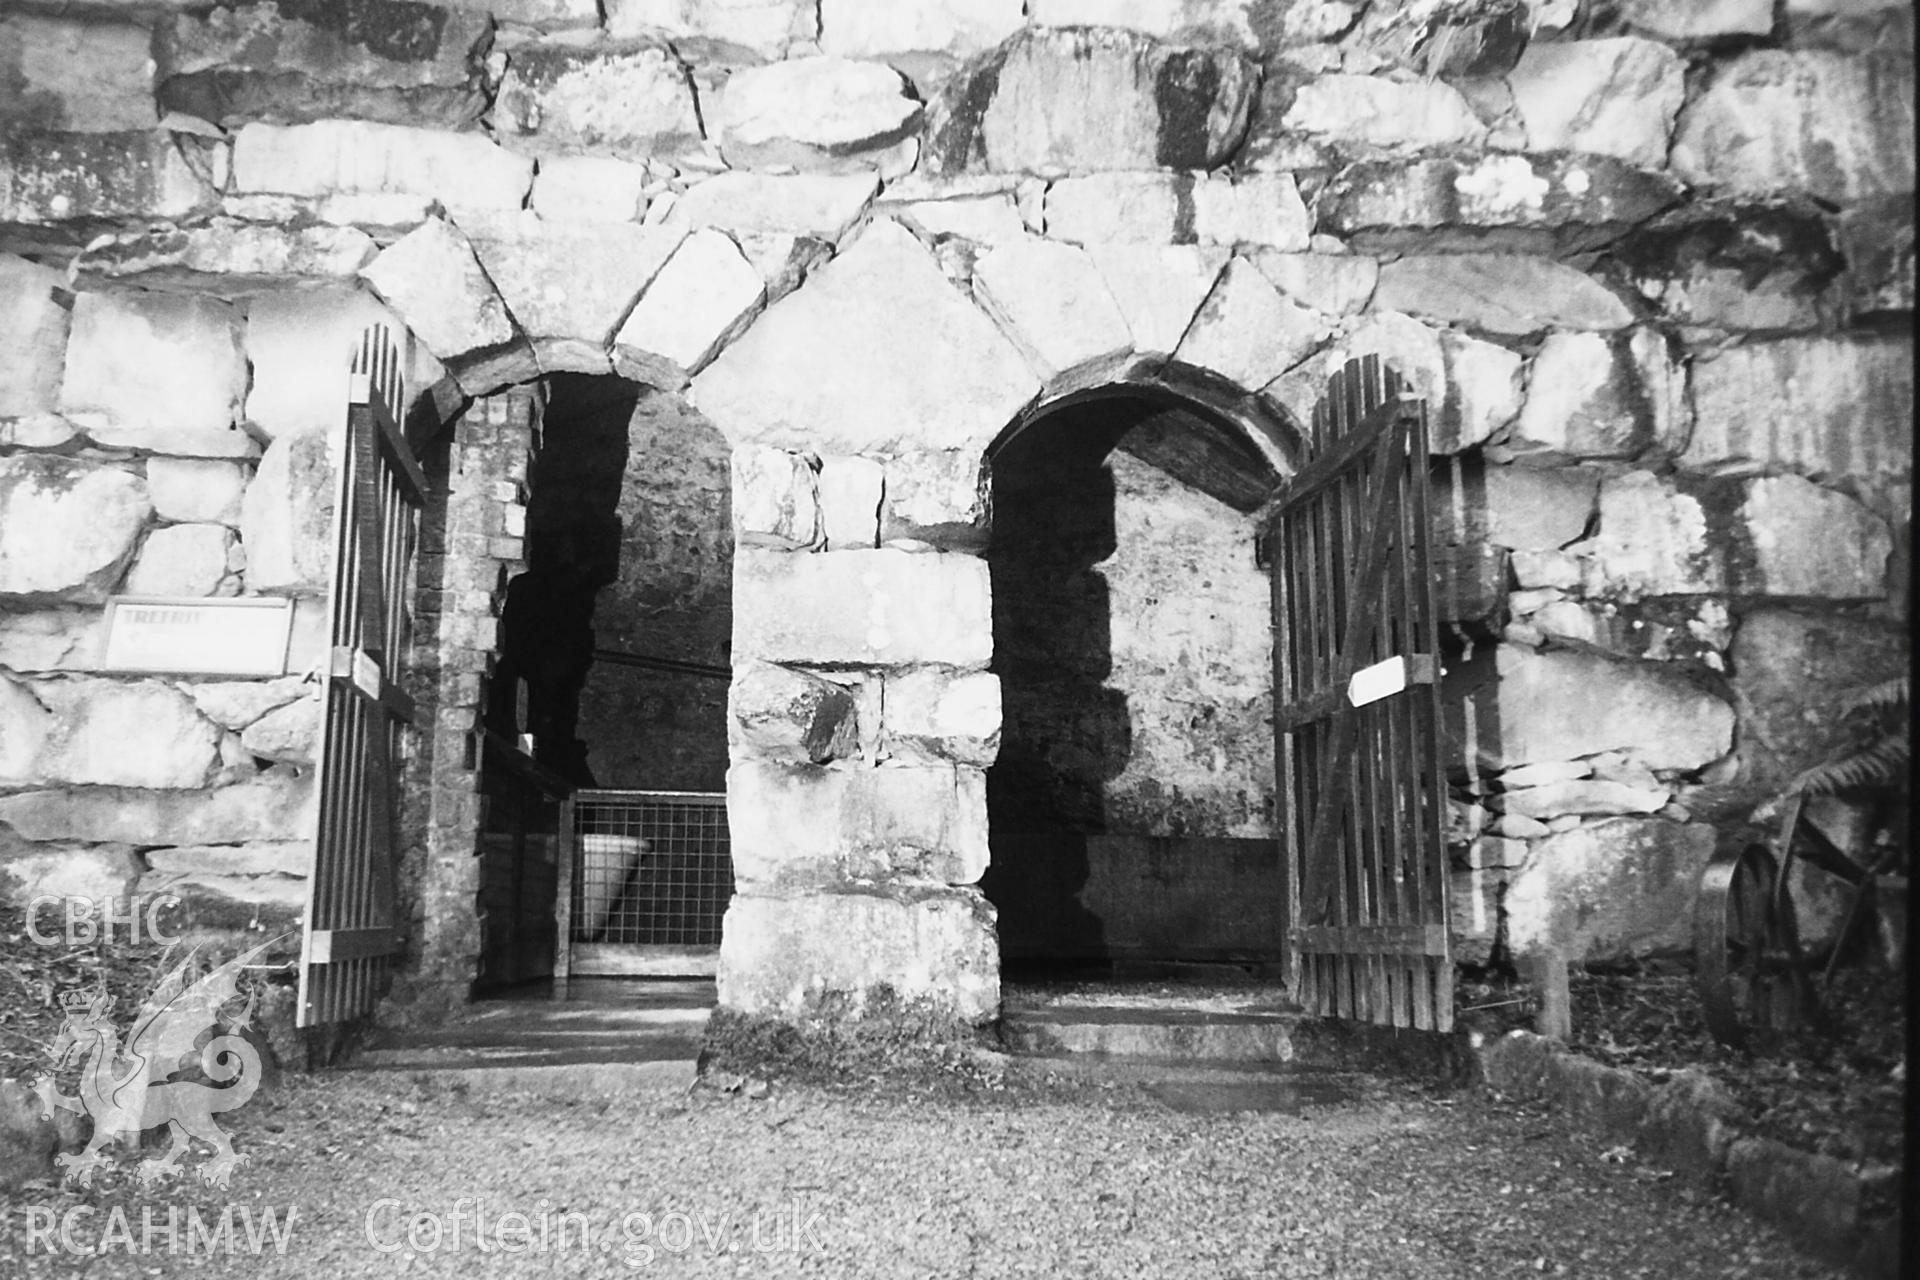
left=1787, top=676, right=1911, bottom=798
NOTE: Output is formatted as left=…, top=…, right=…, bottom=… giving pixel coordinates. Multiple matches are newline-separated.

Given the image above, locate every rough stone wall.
left=0, top=0, right=1910, bottom=1020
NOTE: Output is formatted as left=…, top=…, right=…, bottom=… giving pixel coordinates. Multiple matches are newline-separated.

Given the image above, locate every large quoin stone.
left=1174, top=258, right=1329, bottom=391
left=0, top=130, right=218, bottom=225
left=0, top=457, right=151, bottom=604
left=122, top=523, right=236, bottom=598
left=1282, top=74, right=1487, bottom=151
left=883, top=669, right=1001, bottom=768
left=239, top=694, right=318, bottom=766
left=1504, top=818, right=1718, bottom=961
left=926, top=27, right=1255, bottom=175
left=239, top=427, right=334, bottom=596
left=25, top=677, right=220, bottom=790
left=1483, top=465, right=1602, bottom=551
left=1455, top=643, right=1734, bottom=772
left=1372, top=254, right=1633, bottom=336
left=0, top=254, right=71, bottom=416
left=244, top=285, right=446, bottom=441
left=1587, top=470, right=1722, bottom=597
left=1683, top=337, right=1913, bottom=482
left=0, top=770, right=314, bottom=845
left=730, top=447, right=821, bottom=550
left=1671, top=51, right=1915, bottom=200
left=495, top=43, right=702, bottom=161
left=691, top=220, right=1039, bottom=454
left=359, top=218, right=517, bottom=363
left=971, top=238, right=1134, bottom=379
left=1736, top=474, right=1892, bottom=600
left=231, top=121, right=534, bottom=218
left=615, top=229, right=767, bottom=377
left=821, top=0, right=1024, bottom=58
left=0, top=16, right=156, bottom=133
left=718, top=887, right=999, bottom=1022
left=59, top=291, right=245, bottom=437
left=676, top=171, right=880, bottom=241
left=1505, top=38, right=1685, bottom=168
left=730, top=662, right=859, bottom=763
left=604, top=0, right=813, bottom=59
left=733, top=548, right=992, bottom=668
left=717, top=57, right=921, bottom=174
left=1508, top=329, right=1682, bottom=464
left=1087, top=245, right=1228, bottom=356
left=727, top=762, right=987, bottom=886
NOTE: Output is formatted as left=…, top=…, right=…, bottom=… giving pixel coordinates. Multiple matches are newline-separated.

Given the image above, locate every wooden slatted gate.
left=1265, top=355, right=1452, bottom=1031
left=297, top=327, right=428, bottom=1028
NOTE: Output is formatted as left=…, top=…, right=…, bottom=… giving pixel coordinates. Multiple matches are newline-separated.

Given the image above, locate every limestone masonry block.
left=239, top=427, right=334, bottom=596
left=1506, top=38, right=1685, bottom=169
left=882, top=669, right=1001, bottom=768
left=123, top=523, right=235, bottom=598
left=0, top=457, right=151, bottom=605
left=1495, top=779, right=1671, bottom=820
left=925, top=28, right=1255, bottom=175
left=0, top=840, right=144, bottom=909
left=0, top=676, right=51, bottom=783
left=232, top=121, right=534, bottom=218
left=1372, top=254, right=1634, bottom=337
left=820, top=0, right=1024, bottom=58
left=1736, top=474, right=1893, bottom=600
left=1282, top=74, right=1487, bottom=151
left=1322, top=154, right=1683, bottom=242
left=1455, top=644, right=1734, bottom=772
left=1086, top=244, right=1229, bottom=356
left=239, top=694, right=318, bottom=767
left=605, top=0, right=814, bottom=59
left=495, top=43, right=702, bottom=161
left=0, top=16, right=156, bottom=133
left=1483, top=465, right=1602, bottom=552
left=1250, top=251, right=1378, bottom=316
left=360, top=218, right=518, bottom=363
left=1671, top=50, right=1915, bottom=201
left=529, top=156, right=654, bottom=223
left=692, top=220, right=1039, bottom=454
left=731, top=446, right=821, bottom=550
left=0, top=254, right=71, bottom=418
left=730, top=662, right=859, bottom=763
left=1618, top=0, right=1774, bottom=40
left=881, top=450, right=990, bottom=549
left=718, top=57, right=923, bottom=174
left=82, top=222, right=378, bottom=282
left=18, top=677, right=220, bottom=790
left=184, top=676, right=307, bottom=730
left=474, top=218, right=688, bottom=350
left=144, top=842, right=310, bottom=878
left=59, top=291, right=245, bottom=437
left=245, top=285, right=446, bottom=441
left=1508, top=329, right=1682, bottom=464
left=615, top=229, right=768, bottom=376
left=0, top=611, right=103, bottom=674
left=971, top=238, right=1134, bottom=380
left=0, top=771, right=316, bottom=845
left=718, top=887, right=999, bottom=1023
left=0, top=131, right=219, bottom=225
left=817, top=456, right=884, bottom=551
left=1030, top=0, right=1268, bottom=47
left=1683, top=336, right=1913, bottom=482
left=728, top=762, right=987, bottom=886
left=1175, top=258, right=1329, bottom=391
left=733, top=547, right=992, bottom=668
left=676, top=171, right=881, bottom=242
left=1587, top=470, right=1721, bottom=597
left=1045, top=173, right=1188, bottom=245
left=1504, top=818, right=1718, bottom=962
left=1192, top=172, right=1312, bottom=252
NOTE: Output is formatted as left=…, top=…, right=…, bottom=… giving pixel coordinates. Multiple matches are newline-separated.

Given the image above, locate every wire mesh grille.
left=570, top=790, right=732, bottom=946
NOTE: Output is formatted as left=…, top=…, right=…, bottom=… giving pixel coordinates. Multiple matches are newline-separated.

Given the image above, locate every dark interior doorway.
left=980, top=392, right=1288, bottom=978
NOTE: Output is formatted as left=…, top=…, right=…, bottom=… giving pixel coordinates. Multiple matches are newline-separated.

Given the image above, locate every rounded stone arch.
left=986, top=357, right=1311, bottom=515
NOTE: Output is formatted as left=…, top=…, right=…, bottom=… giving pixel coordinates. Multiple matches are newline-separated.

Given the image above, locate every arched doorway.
left=980, top=381, right=1293, bottom=979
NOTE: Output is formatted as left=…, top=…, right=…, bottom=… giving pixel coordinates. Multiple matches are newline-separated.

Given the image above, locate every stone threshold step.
left=343, top=1057, right=697, bottom=1098
left=1001, top=1006, right=1304, bottom=1062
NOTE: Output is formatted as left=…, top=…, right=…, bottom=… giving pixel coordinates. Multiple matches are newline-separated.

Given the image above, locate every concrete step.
left=345, top=981, right=712, bottom=1097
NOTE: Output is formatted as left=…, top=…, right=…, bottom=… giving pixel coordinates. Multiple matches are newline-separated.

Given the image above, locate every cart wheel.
left=1695, top=843, right=1809, bottom=1050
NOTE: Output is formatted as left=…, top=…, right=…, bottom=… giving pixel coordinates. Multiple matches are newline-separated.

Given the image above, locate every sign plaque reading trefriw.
left=99, top=597, right=294, bottom=677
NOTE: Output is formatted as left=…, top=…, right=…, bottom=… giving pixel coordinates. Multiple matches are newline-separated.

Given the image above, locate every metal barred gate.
left=1265, top=355, right=1452, bottom=1031
left=297, top=328, right=427, bottom=1028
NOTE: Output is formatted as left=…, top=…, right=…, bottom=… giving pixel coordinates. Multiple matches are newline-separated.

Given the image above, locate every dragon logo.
left=29, top=937, right=283, bottom=1190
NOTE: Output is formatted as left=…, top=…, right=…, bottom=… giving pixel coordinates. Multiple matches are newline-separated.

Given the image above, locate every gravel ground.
left=0, top=1064, right=1848, bottom=1279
